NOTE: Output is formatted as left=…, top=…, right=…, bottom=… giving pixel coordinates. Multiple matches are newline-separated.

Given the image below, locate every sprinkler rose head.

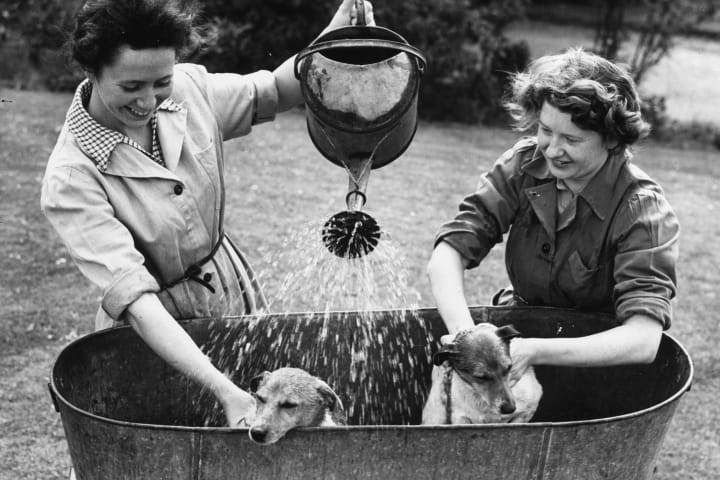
left=322, top=210, right=381, bottom=258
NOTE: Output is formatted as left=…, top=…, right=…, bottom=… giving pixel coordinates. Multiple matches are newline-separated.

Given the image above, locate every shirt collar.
left=67, top=79, right=183, bottom=171
left=521, top=141, right=630, bottom=220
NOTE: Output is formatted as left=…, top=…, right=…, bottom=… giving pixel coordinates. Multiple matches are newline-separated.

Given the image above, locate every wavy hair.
left=504, top=47, right=650, bottom=154
left=68, top=0, right=210, bottom=76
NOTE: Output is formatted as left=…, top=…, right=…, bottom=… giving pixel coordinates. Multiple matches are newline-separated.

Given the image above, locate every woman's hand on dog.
left=222, top=388, right=257, bottom=428
left=509, top=338, right=536, bottom=385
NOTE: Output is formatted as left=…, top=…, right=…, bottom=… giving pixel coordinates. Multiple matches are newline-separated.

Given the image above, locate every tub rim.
left=48, top=306, right=694, bottom=433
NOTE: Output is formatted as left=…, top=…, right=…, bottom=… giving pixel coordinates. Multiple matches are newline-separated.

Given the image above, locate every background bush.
left=199, top=0, right=531, bottom=123
left=383, top=0, right=531, bottom=123
left=0, top=0, right=530, bottom=124
left=0, top=0, right=82, bottom=90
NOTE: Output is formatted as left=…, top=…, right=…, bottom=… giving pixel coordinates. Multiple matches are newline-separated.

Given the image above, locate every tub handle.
left=48, top=382, right=61, bottom=413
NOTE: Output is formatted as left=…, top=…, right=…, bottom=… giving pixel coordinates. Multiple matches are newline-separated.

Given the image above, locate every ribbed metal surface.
left=50, top=307, right=692, bottom=479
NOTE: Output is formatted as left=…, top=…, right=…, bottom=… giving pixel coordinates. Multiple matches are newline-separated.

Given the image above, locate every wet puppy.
left=421, top=323, right=542, bottom=424
left=248, top=367, right=346, bottom=445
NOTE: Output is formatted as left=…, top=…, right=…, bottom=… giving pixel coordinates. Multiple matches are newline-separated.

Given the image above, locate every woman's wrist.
left=524, top=337, right=542, bottom=364
left=513, top=337, right=542, bottom=365
left=445, top=318, right=474, bottom=335
left=207, top=371, right=243, bottom=401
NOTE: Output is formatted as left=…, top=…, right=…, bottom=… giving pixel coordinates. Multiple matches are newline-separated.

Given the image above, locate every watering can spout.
left=345, top=156, right=373, bottom=211
left=321, top=155, right=380, bottom=259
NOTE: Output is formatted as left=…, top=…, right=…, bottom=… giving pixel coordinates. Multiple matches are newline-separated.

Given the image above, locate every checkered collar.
left=67, top=79, right=183, bottom=171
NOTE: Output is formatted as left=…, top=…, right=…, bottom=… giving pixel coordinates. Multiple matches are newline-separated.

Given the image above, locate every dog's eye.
left=279, top=401, right=298, bottom=409
left=254, top=395, right=266, bottom=404
left=474, top=375, right=492, bottom=382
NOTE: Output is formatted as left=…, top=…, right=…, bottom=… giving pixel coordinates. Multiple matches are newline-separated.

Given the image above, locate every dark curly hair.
left=504, top=47, right=650, bottom=154
left=68, top=0, right=209, bottom=76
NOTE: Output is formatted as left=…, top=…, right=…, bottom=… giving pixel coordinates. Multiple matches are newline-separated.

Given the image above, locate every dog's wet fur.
left=422, top=323, right=542, bottom=424
left=248, top=367, right=346, bottom=445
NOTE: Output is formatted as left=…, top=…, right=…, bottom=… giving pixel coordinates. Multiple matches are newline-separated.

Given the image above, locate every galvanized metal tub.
left=49, top=306, right=692, bottom=479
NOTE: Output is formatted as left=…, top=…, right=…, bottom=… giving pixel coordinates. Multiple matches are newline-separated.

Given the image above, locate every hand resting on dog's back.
left=421, top=323, right=543, bottom=424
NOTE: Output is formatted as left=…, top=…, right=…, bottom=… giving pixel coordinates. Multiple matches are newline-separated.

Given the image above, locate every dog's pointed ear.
left=249, top=371, right=270, bottom=392
left=433, top=343, right=458, bottom=366
left=317, top=382, right=344, bottom=413
left=496, top=324, right=520, bottom=343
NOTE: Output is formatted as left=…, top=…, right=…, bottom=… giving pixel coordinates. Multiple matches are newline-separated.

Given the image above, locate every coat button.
left=541, top=243, right=551, bottom=254
left=203, top=273, right=212, bottom=282
left=174, top=184, right=184, bottom=195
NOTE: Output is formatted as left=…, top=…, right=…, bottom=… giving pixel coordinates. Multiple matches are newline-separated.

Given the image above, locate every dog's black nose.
left=500, top=403, right=516, bottom=415
left=250, top=428, right=267, bottom=443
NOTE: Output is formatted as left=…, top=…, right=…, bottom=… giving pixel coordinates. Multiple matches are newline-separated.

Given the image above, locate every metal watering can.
left=295, top=0, right=426, bottom=258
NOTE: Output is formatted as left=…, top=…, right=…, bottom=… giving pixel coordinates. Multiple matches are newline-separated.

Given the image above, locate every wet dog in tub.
left=247, top=367, right=346, bottom=444
left=422, top=323, right=543, bottom=424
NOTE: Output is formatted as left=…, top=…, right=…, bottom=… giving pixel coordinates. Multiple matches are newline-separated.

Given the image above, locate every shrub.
left=2, top=0, right=531, bottom=123
left=198, top=0, right=337, bottom=74
left=198, top=0, right=531, bottom=124
left=641, top=93, right=670, bottom=134
left=0, top=0, right=80, bottom=90
left=640, top=94, right=720, bottom=150
left=374, top=0, right=531, bottom=123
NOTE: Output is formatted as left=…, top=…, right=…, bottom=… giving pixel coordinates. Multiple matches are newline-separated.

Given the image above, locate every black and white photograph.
left=1, top=0, right=718, bottom=478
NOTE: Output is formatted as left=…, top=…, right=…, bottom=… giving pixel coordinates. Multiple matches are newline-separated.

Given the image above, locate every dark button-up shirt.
left=435, top=138, right=679, bottom=328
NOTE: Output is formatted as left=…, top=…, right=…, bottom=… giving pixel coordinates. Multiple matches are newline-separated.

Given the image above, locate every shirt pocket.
left=191, top=137, right=215, bottom=162
left=563, top=250, right=610, bottom=308
left=189, top=137, right=219, bottom=192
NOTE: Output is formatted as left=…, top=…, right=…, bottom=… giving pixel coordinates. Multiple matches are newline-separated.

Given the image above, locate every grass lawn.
left=1, top=88, right=719, bottom=479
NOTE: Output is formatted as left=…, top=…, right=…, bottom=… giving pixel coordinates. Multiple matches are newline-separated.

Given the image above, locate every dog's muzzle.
left=249, top=426, right=269, bottom=444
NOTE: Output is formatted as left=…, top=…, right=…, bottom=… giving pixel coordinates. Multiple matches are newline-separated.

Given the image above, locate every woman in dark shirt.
left=427, top=47, right=679, bottom=380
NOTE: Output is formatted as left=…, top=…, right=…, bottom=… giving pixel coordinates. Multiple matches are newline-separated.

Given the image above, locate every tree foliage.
left=0, top=0, right=77, bottom=64
left=593, top=0, right=716, bottom=84
left=199, top=0, right=531, bottom=123
left=198, top=0, right=338, bottom=73
left=0, top=0, right=81, bottom=89
left=0, top=0, right=531, bottom=122
left=376, top=0, right=531, bottom=122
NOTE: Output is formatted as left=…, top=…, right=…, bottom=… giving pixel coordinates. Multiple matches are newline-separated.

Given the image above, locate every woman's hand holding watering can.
left=275, top=0, right=375, bottom=112
left=325, top=0, right=375, bottom=33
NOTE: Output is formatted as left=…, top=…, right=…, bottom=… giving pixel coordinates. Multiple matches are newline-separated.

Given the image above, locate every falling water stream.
left=199, top=219, right=435, bottom=426
left=266, top=219, right=419, bottom=314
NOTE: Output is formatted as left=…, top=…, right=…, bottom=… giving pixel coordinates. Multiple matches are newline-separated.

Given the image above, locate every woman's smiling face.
left=88, top=45, right=176, bottom=134
left=537, top=102, right=612, bottom=191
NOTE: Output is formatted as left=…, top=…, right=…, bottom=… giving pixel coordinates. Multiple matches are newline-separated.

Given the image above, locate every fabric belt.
left=160, top=232, right=225, bottom=294
left=442, top=362, right=453, bottom=424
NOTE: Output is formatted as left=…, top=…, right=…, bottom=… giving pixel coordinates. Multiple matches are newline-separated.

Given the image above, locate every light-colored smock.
left=435, top=138, right=679, bottom=328
left=41, top=63, right=278, bottom=330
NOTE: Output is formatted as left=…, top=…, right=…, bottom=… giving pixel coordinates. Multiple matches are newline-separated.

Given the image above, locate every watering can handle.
left=294, top=39, right=427, bottom=79
left=354, top=0, right=367, bottom=26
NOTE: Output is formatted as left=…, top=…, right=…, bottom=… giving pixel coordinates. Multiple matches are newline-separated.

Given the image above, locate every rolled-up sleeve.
left=434, top=142, right=528, bottom=268
left=613, top=190, right=679, bottom=329
left=244, top=70, right=280, bottom=124
left=41, top=165, right=160, bottom=320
